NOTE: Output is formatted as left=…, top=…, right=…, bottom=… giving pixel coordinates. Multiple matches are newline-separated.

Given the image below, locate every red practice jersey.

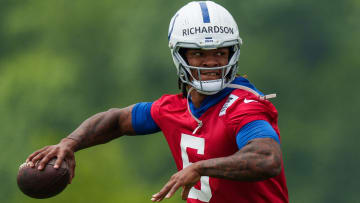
left=151, top=88, right=288, bottom=203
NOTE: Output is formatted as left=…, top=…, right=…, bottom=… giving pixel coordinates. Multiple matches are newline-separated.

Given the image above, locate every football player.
left=26, top=1, right=288, bottom=202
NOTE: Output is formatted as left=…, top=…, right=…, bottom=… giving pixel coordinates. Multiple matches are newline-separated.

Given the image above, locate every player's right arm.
left=26, top=105, right=136, bottom=183
left=67, top=106, right=136, bottom=150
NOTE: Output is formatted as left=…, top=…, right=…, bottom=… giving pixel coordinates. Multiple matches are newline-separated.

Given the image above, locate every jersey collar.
left=188, top=77, right=263, bottom=118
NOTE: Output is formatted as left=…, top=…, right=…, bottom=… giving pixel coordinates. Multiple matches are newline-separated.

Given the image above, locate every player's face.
left=185, top=48, right=230, bottom=81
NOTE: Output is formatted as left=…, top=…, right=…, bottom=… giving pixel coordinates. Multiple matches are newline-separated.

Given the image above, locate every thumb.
left=66, top=156, right=76, bottom=184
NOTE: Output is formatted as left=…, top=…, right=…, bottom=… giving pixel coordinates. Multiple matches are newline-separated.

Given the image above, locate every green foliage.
left=0, top=0, right=359, bottom=202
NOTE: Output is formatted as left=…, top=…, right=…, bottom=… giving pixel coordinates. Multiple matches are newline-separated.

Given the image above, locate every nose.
left=201, top=55, right=219, bottom=67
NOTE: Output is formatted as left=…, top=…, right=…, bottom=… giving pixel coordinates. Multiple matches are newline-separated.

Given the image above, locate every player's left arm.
left=195, top=137, right=281, bottom=180
left=151, top=137, right=281, bottom=201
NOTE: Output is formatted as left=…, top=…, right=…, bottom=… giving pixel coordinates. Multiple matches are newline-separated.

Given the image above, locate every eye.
left=192, top=52, right=202, bottom=56
left=215, top=51, right=225, bottom=56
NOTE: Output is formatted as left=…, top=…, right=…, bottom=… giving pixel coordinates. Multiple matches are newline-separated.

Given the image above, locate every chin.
left=199, top=76, right=221, bottom=81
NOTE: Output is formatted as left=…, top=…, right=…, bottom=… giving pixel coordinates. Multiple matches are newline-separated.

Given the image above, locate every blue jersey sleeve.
left=131, top=102, right=161, bottom=135
left=236, top=120, right=280, bottom=149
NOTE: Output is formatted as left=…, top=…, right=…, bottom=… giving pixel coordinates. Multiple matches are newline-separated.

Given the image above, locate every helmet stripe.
left=168, top=14, right=179, bottom=41
left=199, top=2, right=210, bottom=23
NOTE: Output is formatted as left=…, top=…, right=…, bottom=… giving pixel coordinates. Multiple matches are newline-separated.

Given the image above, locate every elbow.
left=106, top=108, right=122, bottom=115
left=263, top=153, right=282, bottom=178
left=267, top=163, right=281, bottom=178
left=106, top=108, right=123, bottom=123
left=105, top=107, right=133, bottom=135
left=103, top=108, right=123, bottom=132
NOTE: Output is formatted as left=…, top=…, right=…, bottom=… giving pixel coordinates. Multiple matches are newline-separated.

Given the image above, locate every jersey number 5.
left=180, top=133, right=212, bottom=202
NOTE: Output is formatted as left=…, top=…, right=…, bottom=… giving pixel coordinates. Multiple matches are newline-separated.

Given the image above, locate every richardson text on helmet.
left=182, top=26, right=234, bottom=36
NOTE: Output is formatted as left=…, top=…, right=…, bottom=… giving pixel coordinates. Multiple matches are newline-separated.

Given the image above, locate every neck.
left=189, top=88, right=207, bottom=108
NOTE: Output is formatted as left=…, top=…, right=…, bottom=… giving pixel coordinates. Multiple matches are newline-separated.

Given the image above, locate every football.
left=17, top=158, right=70, bottom=199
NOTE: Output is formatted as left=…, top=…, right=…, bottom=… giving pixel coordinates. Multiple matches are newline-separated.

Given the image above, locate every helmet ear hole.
left=228, top=46, right=235, bottom=62
left=178, top=48, right=189, bottom=65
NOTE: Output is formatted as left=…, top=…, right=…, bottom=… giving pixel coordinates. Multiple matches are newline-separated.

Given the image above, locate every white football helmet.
left=168, top=1, right=242, bottom=95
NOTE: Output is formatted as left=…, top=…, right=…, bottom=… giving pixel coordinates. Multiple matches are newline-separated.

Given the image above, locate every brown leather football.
left=17, top=158, right=70, bottom=199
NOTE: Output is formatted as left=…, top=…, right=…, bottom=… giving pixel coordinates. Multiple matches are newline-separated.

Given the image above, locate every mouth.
left=190, top=69, right=223, bottom=81
left=201, top=72, right=221, bottom=76
left=197, top=71, right=222, bottom=80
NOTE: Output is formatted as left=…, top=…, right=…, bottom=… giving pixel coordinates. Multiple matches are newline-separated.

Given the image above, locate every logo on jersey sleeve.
left=219, top=94, right=239, bottom=116
left=243, top=98, right=257, bottom=103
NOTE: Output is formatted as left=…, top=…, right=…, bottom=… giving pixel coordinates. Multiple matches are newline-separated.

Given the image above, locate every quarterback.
left=26, top=1, right=288, bottom=202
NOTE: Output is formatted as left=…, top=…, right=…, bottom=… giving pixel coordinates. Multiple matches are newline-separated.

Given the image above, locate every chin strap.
left=187, top=87, right=203, bottom=134
left=187, top=84, right=276, bottom=134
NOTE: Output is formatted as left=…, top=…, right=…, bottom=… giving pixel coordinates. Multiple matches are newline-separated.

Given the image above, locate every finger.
left=151, top=180, right=175, bottom=201
left=54, top=151, right=65, bottom=169
left=181, top=186, right=191, bottom=200
left=151, top=190, right=167, bottom=201
left=30, top=152, right=48, bottom=168
left=26, top=151, right=40, bottom=163
left=165, top=182, right=181, bottom=199
left=151, top=193, right=162, bottom=202
left=37, top=153, right=56, bottom=170
left=26, top=146, right=49, bottom=163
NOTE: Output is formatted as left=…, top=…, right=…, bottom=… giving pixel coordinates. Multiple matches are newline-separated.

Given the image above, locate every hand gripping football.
left=17, top=158, right=70, bottom=199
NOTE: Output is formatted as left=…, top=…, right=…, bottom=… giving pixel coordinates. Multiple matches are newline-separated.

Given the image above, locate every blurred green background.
left=1, top=0, right=359, bottom=202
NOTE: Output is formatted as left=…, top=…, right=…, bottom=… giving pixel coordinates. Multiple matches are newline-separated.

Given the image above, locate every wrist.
left=61, top=137, right=79, bottom=152
left=193, top=160, right=205, bottom=176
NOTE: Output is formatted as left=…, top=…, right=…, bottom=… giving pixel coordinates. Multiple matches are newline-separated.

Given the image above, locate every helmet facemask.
left=174, top=42, right=240, bottom=95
